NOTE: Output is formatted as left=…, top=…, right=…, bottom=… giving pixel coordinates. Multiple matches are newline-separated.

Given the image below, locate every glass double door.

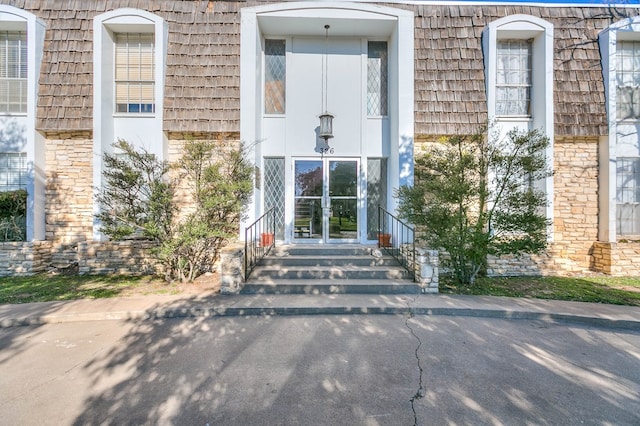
left=294, top=158, right=359, bottom=243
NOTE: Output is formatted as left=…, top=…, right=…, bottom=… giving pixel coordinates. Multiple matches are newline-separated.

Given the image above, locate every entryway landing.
left=242, top=244, right=419, bottom=295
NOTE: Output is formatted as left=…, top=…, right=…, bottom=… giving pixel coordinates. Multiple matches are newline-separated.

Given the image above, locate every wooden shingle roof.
left=1, top=0, right=637, bottom=137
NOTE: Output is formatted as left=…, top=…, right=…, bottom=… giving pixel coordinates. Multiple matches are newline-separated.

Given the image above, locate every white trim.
left=483, top=14, right=555, bottom=240
left=0, top=5, right=45, bottom=241
left=92, top=9, right=167, bottom=241
left=599, top=16, right=640, bottom=241
left=241, top=2, right=414, bottom=243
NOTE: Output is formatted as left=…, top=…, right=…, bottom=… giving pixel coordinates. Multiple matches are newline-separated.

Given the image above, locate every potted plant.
left=260, top=232, right=275, bottom=247
left=378, top=232, right=391, bottom=248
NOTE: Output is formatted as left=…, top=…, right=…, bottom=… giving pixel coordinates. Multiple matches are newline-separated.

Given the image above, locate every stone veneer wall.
left=45, top=133, right=94, bottom=244
left=416, top=137, right=601, bottom=276
left=78, top=241, right=162, bottom=275
left=488, top=137, right=599, bottom=276
left=7, top=133, right=632, bottom=277
left=591, top=241, right=640, bottom=275
left=0, top=241, right=51, bottom=276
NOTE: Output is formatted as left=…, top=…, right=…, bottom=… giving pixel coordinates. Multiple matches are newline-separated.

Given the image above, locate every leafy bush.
left=397, top=126, right=552, bottom=284
left=159, top=140, right=253, bottom=281
left=96, top=139, right=253, bottom=282
left=95, top=139, right=175, bottom=242
left=0, top=189, right=27, bottom=241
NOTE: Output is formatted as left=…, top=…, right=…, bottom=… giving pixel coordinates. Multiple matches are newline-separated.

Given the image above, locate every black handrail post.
left=243, top=207, right=276, bottom=282
left=244, top=226, right=248, bottom=281
left=377, top=205, right=381, bottom=249
left=272, top=207, right=276, bottom=249
left=378, top=205, right=416, bottom=282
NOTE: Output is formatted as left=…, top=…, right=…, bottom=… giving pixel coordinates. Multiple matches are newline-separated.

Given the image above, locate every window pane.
left=264, top=157, right=286, bottom=239
left=368, top=41, right=388, bottom=116
left=617, top=41, right=640, bottom=121
left=0, top=152, right=27, bottom=191
left=265, top=39, right=285, bottom=114
left=495, top=40, right=531, bottom=116
left=0, top=31, right=27, bottom=113
left=115, top=33, right=155, bottom=114
left=616, top=157, right=640, bottom=235
left=367, top=158, right=387, bottom=239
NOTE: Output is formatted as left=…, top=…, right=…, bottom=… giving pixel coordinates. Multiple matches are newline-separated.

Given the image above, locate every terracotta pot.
left=260, top=232, right=275, bottom=247
left=378, top=233, right=391, bottom=248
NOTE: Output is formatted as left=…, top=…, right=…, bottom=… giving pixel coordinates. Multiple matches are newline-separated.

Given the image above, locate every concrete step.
left=249, top=265, right=412, bottom=281
left=259, top=255, right=399, bottom=267
left=270, top=245, right=376, bottom=257
left=244, top=244, right=417, bottom=295
left=241, top=279, right=421, bottom=295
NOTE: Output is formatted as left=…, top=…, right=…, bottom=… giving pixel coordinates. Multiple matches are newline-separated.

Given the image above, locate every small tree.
left=160, top=140, right=253, bottom=282
left=95, top=139, right=175, bottom=242
left=96, top=138, right=253, bottom=282
left=397, top=126, right=552, bottom=284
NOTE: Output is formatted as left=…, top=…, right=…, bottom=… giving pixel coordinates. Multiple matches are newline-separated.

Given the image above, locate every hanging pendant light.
left=319, top=111, right=334, bottom=140
left=319, top=24, right=334, bottom=142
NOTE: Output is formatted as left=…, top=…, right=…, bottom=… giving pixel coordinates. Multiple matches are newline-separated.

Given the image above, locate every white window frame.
left=367, top=40, right=388, bottom=117
left=0, top=6, right=45, bottom=241
left=93, top=9, right=167, bottom=241
left=616, top=157, right=640, bottom=235
left=0, top=151, right=27, bottom=191
left=599, top=16, right=640, bottom=240
left=0, top=29, right=27, bottom=114
left=264, top=38, right=286, bottom=115
left=114, top=32, right=155, bottom=114
left=483, top=15, right=555, bottom=239
left=495, top=39, right=532, bottom=117
left=615, top=41, right=640, bottom=121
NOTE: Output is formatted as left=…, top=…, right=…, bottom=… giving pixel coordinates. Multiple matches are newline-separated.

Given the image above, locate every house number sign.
left=318, top=147, right=335, bottom=154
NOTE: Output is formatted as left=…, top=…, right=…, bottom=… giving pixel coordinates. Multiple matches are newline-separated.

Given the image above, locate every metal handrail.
left=378, top=205, right=416, bottom=282
left=244, top=207, right=276, bottom=281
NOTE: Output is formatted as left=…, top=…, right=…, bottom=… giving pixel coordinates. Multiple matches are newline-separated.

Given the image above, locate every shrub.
left=96, top=139, right=253, bottom=282
left=397, top=126, right=552, bottom=284
left=0, top=189, right=27, bottom=241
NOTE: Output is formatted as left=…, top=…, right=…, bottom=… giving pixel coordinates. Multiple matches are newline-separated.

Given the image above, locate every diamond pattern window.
left=115, top=33, right=155, bottom=113
left=0, top=31, right=27, bottom=113
left=496, top=40, right=531, bottom=116
left=264, top=157, right=285, bottom=239
left=367, top=41, right=388, bottom=116
left=265, top=39, right=285, bottom=114
left=367, top=158, right=387, bottom=239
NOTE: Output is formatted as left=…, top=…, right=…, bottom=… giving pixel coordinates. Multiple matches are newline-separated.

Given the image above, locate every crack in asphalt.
left=405, top=296, right=425, bottom=426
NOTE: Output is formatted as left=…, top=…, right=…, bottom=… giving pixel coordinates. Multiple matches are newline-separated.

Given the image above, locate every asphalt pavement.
left=1, top=293, right=639, bottom=425
left=1, top=312, right=639, bottom=425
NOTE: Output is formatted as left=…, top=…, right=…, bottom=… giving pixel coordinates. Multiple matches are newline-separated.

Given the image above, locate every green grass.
left=0, top=274, right=177, bottom=304
left=440, top=276, right=640, bottom=307
left=1, top=273, right=640, bottom=307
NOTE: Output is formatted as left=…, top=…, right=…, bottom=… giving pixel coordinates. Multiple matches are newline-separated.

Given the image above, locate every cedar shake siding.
left=0, top=0, right=633, bottom=137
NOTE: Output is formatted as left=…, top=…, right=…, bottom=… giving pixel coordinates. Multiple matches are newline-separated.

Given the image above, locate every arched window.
left=93, top=9, right=167, bottom=240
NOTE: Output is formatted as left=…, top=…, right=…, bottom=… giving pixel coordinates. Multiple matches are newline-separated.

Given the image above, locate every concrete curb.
left=2, top=302, right=639, bottom=331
